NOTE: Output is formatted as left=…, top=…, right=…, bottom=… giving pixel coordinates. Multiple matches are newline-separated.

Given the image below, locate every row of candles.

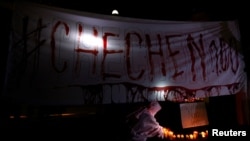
left=162, top=127, right=208, bottom=140
left=172, top=97, right=206, bottom=103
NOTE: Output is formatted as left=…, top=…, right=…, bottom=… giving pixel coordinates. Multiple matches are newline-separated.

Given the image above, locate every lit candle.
left=180, top=134, right=184, bottom=139
left=163, top=128, right=170, bottom=138
left=168, top=131, right=174, bottom=140
left=189, top=134, right=194, bottom=140
left=201, top=131, right=206, bottom=138
left=193, top=131, right=198, bottom=139
left=173, top=134, right=176, bottom=139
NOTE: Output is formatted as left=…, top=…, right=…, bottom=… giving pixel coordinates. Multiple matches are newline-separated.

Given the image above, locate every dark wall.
left=0, top=1, right=13, bottom=128
left=0, top=2, right=12, bottom=96
left=207, top=95, right=238, bottom=128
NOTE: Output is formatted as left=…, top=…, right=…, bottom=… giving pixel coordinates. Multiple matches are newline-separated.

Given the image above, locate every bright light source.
left=81, top=34, right=102, bottom=48
left=155, top=81, right=169, bottom=87
left=112, top=9, right=119, bottom=15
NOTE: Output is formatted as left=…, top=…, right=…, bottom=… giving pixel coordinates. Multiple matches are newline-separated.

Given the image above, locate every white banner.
left=3, top=2, right=246, bottom=105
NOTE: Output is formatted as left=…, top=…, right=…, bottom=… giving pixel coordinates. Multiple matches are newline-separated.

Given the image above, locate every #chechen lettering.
left=212, top=129, right=247, bottom=136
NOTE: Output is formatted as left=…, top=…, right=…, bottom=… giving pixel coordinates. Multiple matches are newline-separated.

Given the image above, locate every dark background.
left=0, top=0, right=249, bottom=139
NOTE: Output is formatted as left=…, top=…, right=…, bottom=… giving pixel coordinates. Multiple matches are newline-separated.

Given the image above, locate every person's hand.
left=157, top=126, right=165, bottom=139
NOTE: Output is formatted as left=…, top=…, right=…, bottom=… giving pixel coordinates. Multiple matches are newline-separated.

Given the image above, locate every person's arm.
left=140, top=113, right=164, bottom=138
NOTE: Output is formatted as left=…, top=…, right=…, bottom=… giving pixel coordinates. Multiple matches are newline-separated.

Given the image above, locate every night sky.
left=22, top=0, right=244, bottom=21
